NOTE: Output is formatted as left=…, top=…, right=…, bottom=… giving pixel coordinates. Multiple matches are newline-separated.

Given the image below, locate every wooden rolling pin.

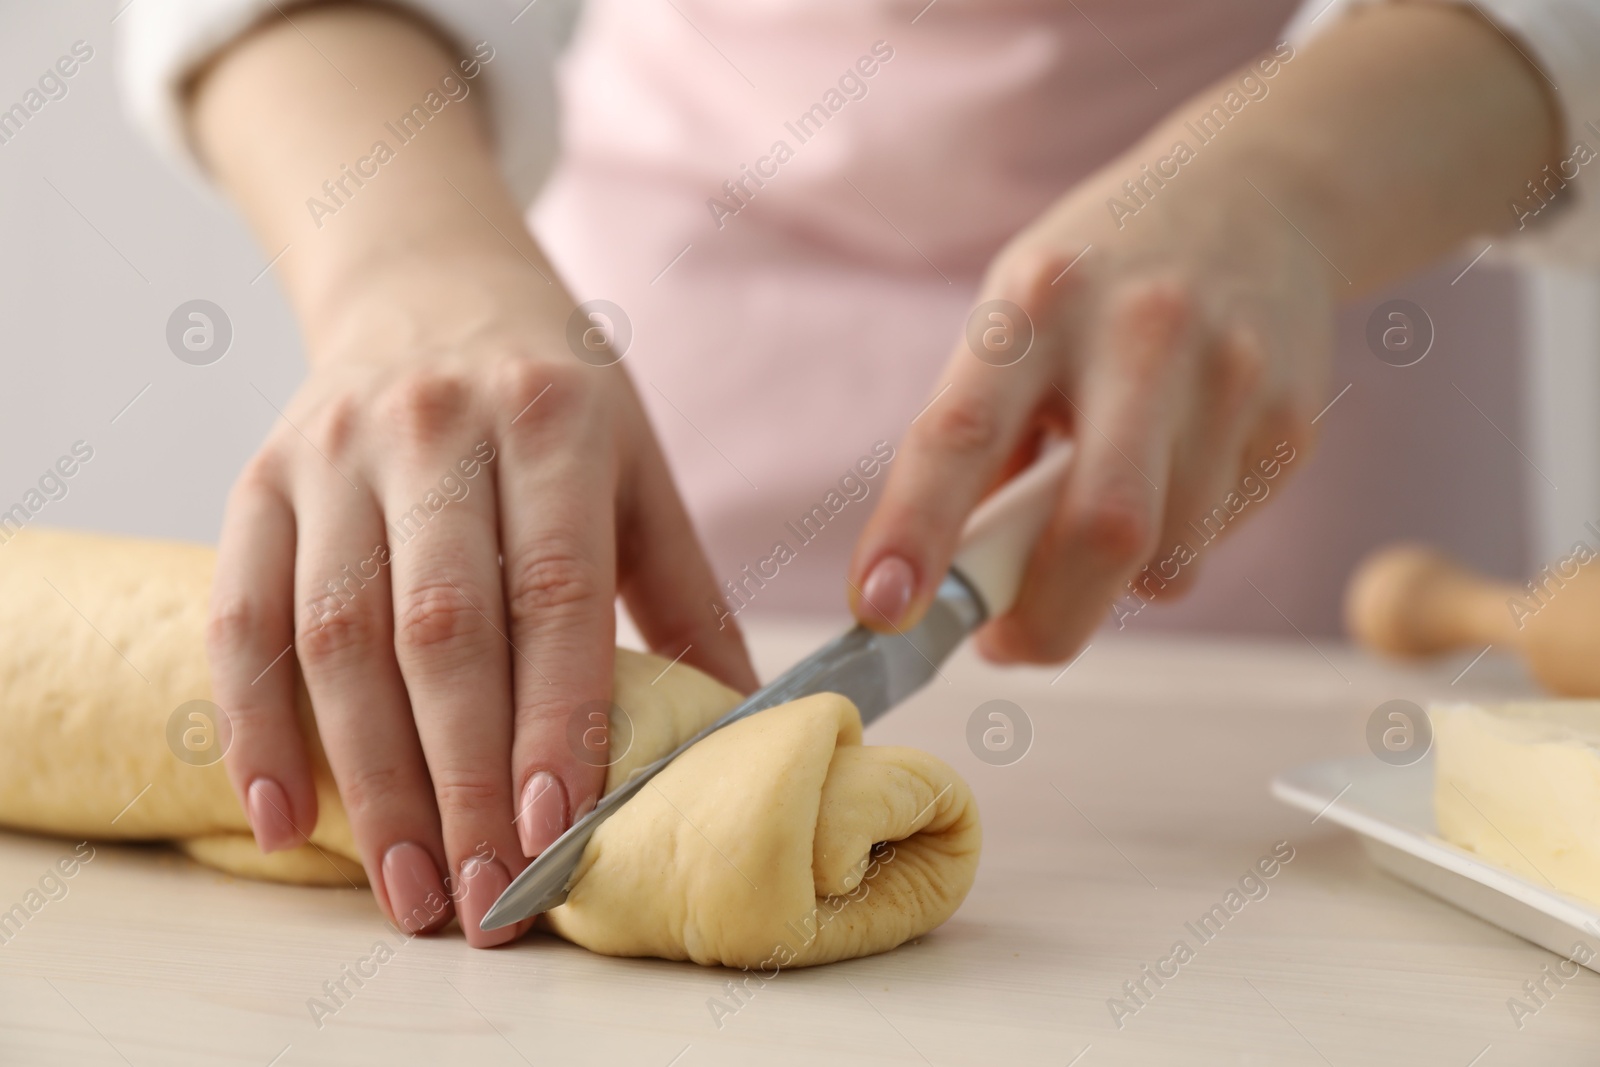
left=1345, top=543, right=1600, bottom=696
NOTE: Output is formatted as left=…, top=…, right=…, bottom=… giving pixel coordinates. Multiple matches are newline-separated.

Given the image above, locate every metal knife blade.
left=479, top=569, right=988, bottom=930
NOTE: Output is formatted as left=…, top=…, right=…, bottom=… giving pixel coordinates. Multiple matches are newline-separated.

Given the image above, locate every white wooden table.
left=2, top=622, right=1597, bottom=1066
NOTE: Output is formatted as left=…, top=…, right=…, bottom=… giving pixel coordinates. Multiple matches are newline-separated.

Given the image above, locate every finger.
left=980, top=281, right=1195, bottom=663
left=1240, top=401, right=1312, bottom=495
left=1140, top=328, right=1265, bottom=601
left=379, top=380, right=532, bottom=948
left=616, top=418, right=759, bottom=695
left=493, top=362, right=615, bottom=880
left=290, top=464, right=454, bottom=937
left=848, top=258, right=1061, bottom=631
left=208, top=462, right=315, bottom=853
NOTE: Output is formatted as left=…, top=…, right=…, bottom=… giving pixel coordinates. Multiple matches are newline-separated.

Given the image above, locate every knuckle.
left=1109, top=282, right=1194, bottom=375
left=214, top=701, right=282, bottom=744
left=206, top=594, right=266, bottom=657
left=506, top=551, right=601, bottom=621
left=232, top=452, right=285, bottom=498
left=492, top=358, right=550, bottom=407
left=647, top=617, right=711, bottom=660
left=1069, top=497, right=1157, bottom=566
left=431, top=772, right=503, bottom=821
left=382, top=371, right=470, bottom=442
left=1130, top=540, right=1199, bottom=600
left=297, top=601, right=380, bottom=666
left=915, top=390, right=1000, bottom=456
left=497, top=359, right=587, bottom=429
left=1121, top=279, right=1194, bottom=328
left=1022, top=631, right=1076, bottom=665
left=990, top=250, right=1057, bottom=322
left=337, top=764, right=410, bottom=818
left=307, top=394, right=362, bottom=457
left=1211, top=337, right=1266, bottom=411
left=394, top=582, right=488, bottom=656
left=988, top=614, right=1078, bottom=665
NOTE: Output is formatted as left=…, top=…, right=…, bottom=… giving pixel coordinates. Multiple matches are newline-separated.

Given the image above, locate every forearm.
left=188, top=4, right=557, bottom=352
left=1134, top=3, right=1560, bottom=294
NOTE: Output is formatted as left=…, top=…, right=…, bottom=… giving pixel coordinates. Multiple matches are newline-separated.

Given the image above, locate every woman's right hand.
left=188, top=6, right=757, bottom=946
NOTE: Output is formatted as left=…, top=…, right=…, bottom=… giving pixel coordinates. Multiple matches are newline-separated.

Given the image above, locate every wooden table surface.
left=2, top=621, right=1597, bottom=1066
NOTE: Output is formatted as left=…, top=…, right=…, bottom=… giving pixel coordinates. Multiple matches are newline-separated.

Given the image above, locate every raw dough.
left=549, top=691, right=979, bottom=966
left=0, top=527, right=363, bottom=886
left=0, top=528, right=980, bottom=965
left=1433, top=701, right=1600, bottom=906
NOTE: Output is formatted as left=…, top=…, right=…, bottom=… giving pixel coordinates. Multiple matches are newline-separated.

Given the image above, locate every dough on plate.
left=0, top=527, right=980, bottom=965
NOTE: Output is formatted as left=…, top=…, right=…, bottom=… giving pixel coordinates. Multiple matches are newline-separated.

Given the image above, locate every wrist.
left=1113, top=112, right=1347, bottom=283
left=298, top=241, right=572, bottom=366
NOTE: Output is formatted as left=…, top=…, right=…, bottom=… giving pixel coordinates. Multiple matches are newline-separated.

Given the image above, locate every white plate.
left=1271, top=754, right=1600, bottom=972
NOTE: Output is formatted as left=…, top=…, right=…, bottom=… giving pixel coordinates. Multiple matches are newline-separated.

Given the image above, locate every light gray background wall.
left=1, top=1, right=304, bottom=550
left=0, top=0, right=1537, bottom=636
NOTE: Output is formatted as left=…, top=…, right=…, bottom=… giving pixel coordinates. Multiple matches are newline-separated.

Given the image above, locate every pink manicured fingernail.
left=245, top=777, right=298, bottom=853
left=460, top=857, right=517, bottom=948
left=860, top=555, right=915, bottom=627
left=382, top=842, right=451, bottom=934
left=516, top=771, right=568, bottom=859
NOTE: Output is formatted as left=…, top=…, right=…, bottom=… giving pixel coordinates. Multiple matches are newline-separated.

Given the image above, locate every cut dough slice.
left=547, top=691, right=980, bottom=967
left=0, top=527, right=980, bottom=965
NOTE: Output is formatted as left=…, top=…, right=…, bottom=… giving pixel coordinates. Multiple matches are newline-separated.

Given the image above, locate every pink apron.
left=532, top=0, right=1527, bottom=636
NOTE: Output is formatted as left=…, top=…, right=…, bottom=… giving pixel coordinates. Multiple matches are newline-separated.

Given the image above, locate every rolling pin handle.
left=1345, top=544, right=1523, bottom=658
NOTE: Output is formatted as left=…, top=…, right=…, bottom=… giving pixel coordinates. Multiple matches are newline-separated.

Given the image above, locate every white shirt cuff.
left=116, top=0, right=577, bottom=207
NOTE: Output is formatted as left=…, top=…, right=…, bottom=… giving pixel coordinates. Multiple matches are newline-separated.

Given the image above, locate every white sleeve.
left=116, top=0, right=579, bottom=207
left=1285, top=0, right=1600, bottom=266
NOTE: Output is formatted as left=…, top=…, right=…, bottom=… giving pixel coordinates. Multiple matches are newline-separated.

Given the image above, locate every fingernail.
left=245, top=777, right=298, bottom=853
left=459, top=857, right=517, bottom=948
left=382, top=842, right=452, bottom=934
left=859, top=555, right=915, bottom=627
left=516, top=771, right=568, bottom=858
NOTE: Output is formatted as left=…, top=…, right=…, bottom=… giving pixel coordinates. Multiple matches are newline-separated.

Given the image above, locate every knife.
left=480, top=439, right=1074, bottom=930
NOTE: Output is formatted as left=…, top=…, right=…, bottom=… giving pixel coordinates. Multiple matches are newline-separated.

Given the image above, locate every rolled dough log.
left=0, top=528, right=980, bottom=965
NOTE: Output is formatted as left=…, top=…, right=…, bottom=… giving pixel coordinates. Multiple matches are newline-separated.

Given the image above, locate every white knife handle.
left=949, top=438, right=1075, bottom=619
